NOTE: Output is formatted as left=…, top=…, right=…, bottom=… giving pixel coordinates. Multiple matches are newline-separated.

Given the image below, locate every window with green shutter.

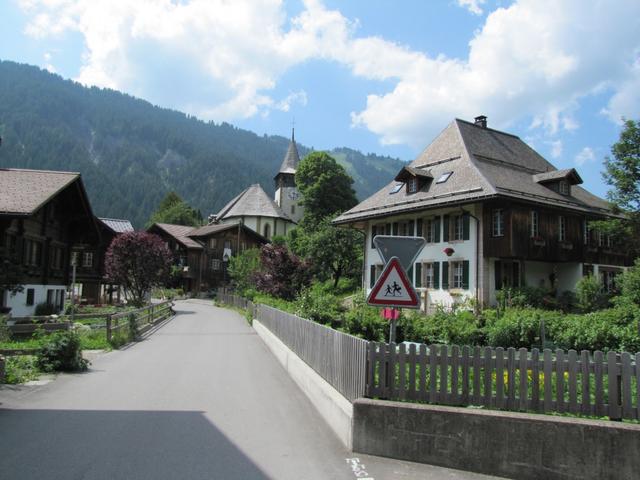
left=434, top=216, right=441, bottom=243
left=443, top=215, right=450, bottom=242
left=442, top=261, right=449, bottom=289
left=415, top=263, right=422, bottom=288
left=370, top=265, right=376, bottom=288
left=463, top=214, right=470, bottom=240
left=371, top=225, right=377, bottom=248
left=434, top=262, right=440, bottom=289
left=416, top=218, right=423, bottom=238
left=462, top=260, right=470, bottom=289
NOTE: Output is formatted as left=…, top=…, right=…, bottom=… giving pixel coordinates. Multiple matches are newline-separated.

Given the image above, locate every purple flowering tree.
left=253, top=244, right=310, bottom=300
left=104, top=232, right=173, bottom=307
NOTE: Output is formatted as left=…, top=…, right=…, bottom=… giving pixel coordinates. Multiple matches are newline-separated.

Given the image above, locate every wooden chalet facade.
left=0, top=168, right=101, bottom=316
left=334, top=117, right=630, bottom=310
left=147, top=221, right=267, bottom=294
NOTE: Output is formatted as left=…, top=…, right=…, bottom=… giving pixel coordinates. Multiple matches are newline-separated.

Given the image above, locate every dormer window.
left=559, top=180, right=569, bottom=195
left=407, top=177, right=419, bottom=194
left=393, top=166, right=433, bottom=195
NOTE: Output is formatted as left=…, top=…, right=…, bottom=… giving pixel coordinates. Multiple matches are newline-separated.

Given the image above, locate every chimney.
left=474, top=115, right=487, bottom=128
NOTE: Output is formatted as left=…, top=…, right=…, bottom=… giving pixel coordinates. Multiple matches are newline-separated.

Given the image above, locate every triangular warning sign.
left=367, top=257, right=420, bottom=309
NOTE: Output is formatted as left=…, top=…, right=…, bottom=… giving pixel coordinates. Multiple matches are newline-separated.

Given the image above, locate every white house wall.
left=4, top=284, right=66, bottom=317
left=365, top=203, right=481, bottom=311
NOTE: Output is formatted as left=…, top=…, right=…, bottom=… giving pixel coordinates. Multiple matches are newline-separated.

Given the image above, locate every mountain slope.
left=0, top=61, right=406, bottom=227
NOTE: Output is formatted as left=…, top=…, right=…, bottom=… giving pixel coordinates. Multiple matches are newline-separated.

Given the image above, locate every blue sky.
left=1, top=0, right=638, bottom=199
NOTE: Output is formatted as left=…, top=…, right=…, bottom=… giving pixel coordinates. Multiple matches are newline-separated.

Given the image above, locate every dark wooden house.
left=0, top=168, right=101, bottom=316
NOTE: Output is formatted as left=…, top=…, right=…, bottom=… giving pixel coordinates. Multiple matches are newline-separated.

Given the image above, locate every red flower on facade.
left=443, top=247, right=455, bottom=257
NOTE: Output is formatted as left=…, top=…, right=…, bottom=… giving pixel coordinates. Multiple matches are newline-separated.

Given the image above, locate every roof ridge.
left=454, top=118, right=521, bottom=139
left=1, top=167, right=80, bottom=175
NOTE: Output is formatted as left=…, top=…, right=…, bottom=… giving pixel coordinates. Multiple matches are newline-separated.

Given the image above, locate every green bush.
left=64, top=303, right=79, bottom=315
left=37, top=331, right=88, bottom=372
left=295, top=285, right=344, bottom=328
left=617, top=259, right=640, bottom=306
left=342, top=293, right=387, bottom=341
left=4, top=356, right=40, bottom=384
left=496, top=286, right=551, bottom=311
left=549, top=304, right=640, bottom=352
left=400, top=308, right=484, bottom=346
left=484, top=308, right=562, bottom=349
left=34, top=302, right=58, bottom=316
left=575, top=275, right=608, bottom=312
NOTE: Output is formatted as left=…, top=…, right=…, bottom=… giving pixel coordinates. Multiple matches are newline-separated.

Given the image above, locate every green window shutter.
left=442, top=215, right=450, bottom=242
left=370, top=265, right=376, bottom=288
left=434, top=262, right=440, bottom=289
left=408, top=264, right=413, bottom=283
left=442, top=261, right=449, bottom=290
left=495, top=260, right=502, bottom=291
left=371, top=225, right=377, bottom=248
left=416, top=218, right=423, bottom=238
left=463, top=214, right=470, bottom=241
left=462, top=260, right=470, bottom=289
left=415, top=263, right=422, bottom=288
left=408, top=220, right=415, bottom=236
left=392, top=222, right=399, bottom=236
left=434, top=216, right=441, bottom=243
left=385, top=223, right=391, bottom=235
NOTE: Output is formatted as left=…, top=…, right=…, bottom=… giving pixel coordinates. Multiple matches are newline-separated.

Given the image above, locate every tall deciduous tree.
left=146, top=191, right=202, bottom=227
left=295, top=152, right=358, bottom=221
left=104, top=232, right=173, bottom=306
left=597, top=119, right=640, bottom=257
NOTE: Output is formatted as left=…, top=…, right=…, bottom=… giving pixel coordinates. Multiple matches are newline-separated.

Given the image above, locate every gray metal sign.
left=373, top=235, right=426, bottom=272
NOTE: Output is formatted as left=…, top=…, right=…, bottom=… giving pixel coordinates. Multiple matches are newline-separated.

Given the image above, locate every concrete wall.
left=353, top=398, right=640, bottom=480
left=253, top=319, right=353, bottom=449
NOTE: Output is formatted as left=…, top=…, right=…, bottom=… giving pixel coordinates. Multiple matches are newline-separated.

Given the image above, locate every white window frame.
left=208, top=238, right=217, bottom=249
left=558, top=216, right=566, bottom=242
left=425, top=218, right=435, bottom=243
left=82, top=252, right=94, bottom=268
left=210, top=259, right=221, bottom=271
left=598, top=231, right=605, bottom=247
left=407, top=177, right=419, bottom=194
left=530, top=211, right=539, bottom=238
left=452, top=261, right=464, bottom=289
left=424, top=262, right=434, bottom=289
left=583, top=220, right=589, bottom=245
left=492, top=209, right=504, bottom=237
left=453, top=215, right=464, bottom=241
left=559, top=181, right=569, bottom=195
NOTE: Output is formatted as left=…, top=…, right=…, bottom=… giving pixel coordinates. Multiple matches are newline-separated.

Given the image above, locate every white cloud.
left=43, top=51, right=56, bottom=73
left=549, top=140, right=562, bottom=159
left=457, top=0, right=486, bottom=16
left=18, top=0, right=640, bottom=148
left=575, top=147, right=595, bottom=166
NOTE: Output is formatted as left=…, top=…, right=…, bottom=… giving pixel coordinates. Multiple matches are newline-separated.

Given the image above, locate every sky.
left=0, top=0, right=638, bottom=199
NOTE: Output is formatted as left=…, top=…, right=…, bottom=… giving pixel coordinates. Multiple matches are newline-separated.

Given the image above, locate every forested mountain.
left=0, top=61, right=406, bottom=227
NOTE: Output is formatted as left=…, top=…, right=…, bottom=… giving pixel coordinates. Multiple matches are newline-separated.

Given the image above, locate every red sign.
left=381, top=308, right=400, bottom=320
left=367, top=257, right=420, bottom=308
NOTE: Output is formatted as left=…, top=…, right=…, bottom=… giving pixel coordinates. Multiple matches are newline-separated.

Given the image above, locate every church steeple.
left=274, top=128, right=304, bottom=223
left=276, top=128, right=300, bottom=181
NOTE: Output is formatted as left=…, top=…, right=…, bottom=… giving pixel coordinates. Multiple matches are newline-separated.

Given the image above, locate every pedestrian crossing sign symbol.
left=367, top=257, right=420, bottom=308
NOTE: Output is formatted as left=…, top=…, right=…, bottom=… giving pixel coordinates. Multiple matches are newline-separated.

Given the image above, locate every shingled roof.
left=99, top=217, right=134, bottom=233
left=150, top=223, right=202, bottom=249
left=275, top=129, right=301, bottom=177
left=334, top=118, right=612, bottom=224
left=215, top=184, right=292, bottom=222
left=0, top=168, right=79, bottom=215
left=188, top=221, right=269, bottom=243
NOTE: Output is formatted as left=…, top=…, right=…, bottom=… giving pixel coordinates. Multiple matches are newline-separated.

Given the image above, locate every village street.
left=0, top=300, right=498, bottom=480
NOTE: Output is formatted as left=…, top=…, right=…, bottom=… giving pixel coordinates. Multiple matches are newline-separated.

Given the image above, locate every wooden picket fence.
left=367, top=343, right=640, bottom=421
left=216, top=289, right=257, bottom=318
left=106, top=301, right=173, bottom=342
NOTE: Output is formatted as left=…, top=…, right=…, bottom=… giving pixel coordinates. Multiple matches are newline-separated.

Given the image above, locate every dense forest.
left=0, top=61, right=406, bottom=227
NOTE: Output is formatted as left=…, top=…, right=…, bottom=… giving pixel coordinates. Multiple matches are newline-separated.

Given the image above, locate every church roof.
left=216, top=184, right=292, bottom=221
left=275, top=129, right=300, bottom=177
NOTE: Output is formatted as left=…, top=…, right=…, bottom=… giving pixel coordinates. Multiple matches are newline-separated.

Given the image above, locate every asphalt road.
left=0, top=300, right=499, bottom=480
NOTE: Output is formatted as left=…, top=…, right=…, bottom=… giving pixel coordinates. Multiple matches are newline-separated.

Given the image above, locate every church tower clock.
left=274, top=129, right=304, bottom=224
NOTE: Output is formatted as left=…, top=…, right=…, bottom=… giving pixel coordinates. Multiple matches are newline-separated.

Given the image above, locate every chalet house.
left=147, top=223, right=204, bottom=293
left=187, top=222, right=268, bottom=291
left=209, top=130, right=303, bottom=239
left=71, top=217, right=134, bottom=304
left=0, top=168, right=101, bottom=316
left=333, top=116, right=630, bottom=311
left=146, top=221, right=267, bottom=293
